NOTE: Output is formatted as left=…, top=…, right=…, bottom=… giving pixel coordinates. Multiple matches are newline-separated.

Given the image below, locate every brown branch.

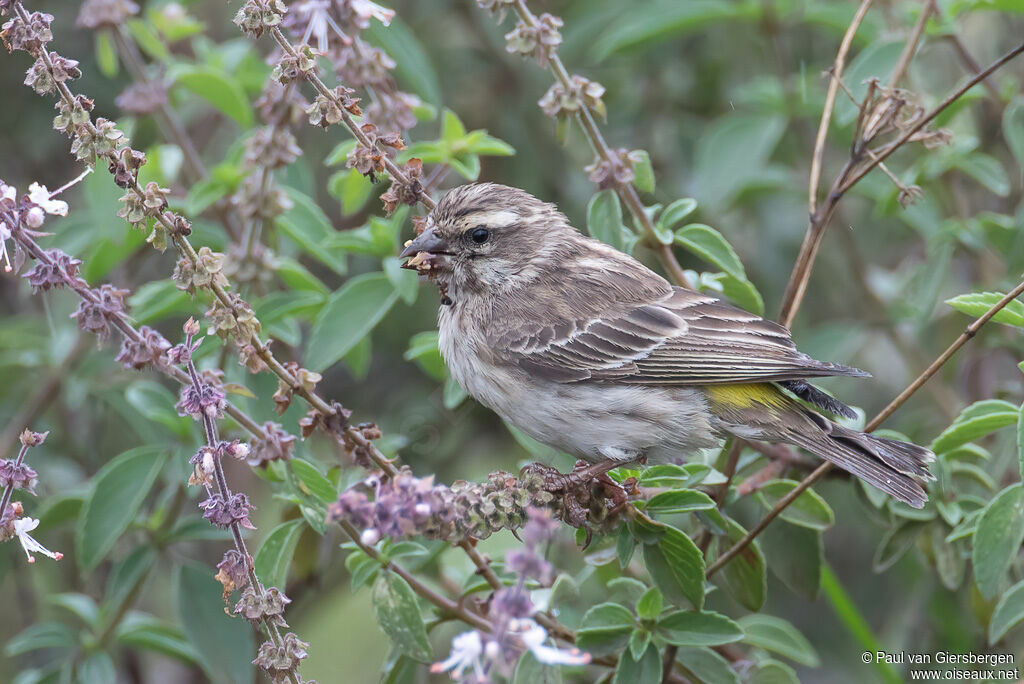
left=888, top=0, right=936, bottom=89
left=507, top=0, right=692, bottom=289
left=707, top=276, right=1024, bottom=577
left=781, top=0, right=873, bottom=327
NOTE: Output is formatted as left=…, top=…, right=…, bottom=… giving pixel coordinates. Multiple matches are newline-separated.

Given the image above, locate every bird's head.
left=400, top=183, right=576, bottom=296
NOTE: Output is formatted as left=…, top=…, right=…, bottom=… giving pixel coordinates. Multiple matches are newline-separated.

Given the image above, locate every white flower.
left=13, top=518, right=63, bottom=564
left=431, top=630, right=486, bottom=680
left=349, top=0, right=395, bottom=26
left=293, top=0, right=350, bottom=53
left=517, top=619, right=590, bottom=667
left=27, top=183, right=68, bottom=217
left=0, top=220, right=11, bottom=273
left=0, top=182, right=14, bottom=273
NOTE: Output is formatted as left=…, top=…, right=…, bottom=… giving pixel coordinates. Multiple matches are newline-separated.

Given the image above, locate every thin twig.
left=888, top=0, right=936, bottom=89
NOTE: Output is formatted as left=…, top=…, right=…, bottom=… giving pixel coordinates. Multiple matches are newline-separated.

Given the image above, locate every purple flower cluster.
left=22, top=248, right=81, bottom=292
left=328, top=469, right=561, bottom=545
left=199, top=492, right=256, bottom=529
left=176, top=381, right=227, bottom=421
left=71, top=283, right=128, bottom=341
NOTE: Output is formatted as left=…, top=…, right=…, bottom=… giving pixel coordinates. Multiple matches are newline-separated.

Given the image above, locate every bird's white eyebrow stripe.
left=465, top=209, right=519, bottom=227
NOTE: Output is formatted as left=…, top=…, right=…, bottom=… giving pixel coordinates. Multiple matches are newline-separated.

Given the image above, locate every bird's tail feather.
left=787, top=422, right=933, bottom=508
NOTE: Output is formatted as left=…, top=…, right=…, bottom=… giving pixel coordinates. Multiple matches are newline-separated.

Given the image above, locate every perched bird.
left=401, top=183, right=933, bottom=513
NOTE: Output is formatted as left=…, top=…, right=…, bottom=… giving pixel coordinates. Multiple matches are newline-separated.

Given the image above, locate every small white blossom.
left=517, top=619, right=590, bottom=666
left=292, top=0, right=350, bottom=53
left=0, top=183, right=14, bottom=272
left=27, top=183, right=69, bottom=217
left=360, top=527, right=380, bottom=546
left=13, top=518, right=63, bottom=564
left=349, top=0, right=394, bottom=25
left=431, top=630, right=486, bottom=680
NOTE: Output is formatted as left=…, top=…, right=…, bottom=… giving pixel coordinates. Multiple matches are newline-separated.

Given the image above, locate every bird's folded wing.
left=493, top=287, right=868, bottom=385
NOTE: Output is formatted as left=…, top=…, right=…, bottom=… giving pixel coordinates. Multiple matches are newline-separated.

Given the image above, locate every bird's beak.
left=400, top=228, right=450, bottom=258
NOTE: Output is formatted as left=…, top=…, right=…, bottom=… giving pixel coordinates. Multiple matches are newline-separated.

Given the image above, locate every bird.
left=400, top=183, right=933, bottom=517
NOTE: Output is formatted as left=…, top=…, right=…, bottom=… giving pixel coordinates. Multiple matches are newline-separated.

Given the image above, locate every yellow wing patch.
left=705, top=383, right=788, bottom=409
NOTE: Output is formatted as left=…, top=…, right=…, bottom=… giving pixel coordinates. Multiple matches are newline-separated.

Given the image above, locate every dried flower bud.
left=298, top=402, right=352, bottom=440
left=173, top=246, right=229, bottom=295
left=306, top=86, right=361, bottom=128
left=115, top=326, right=171, bottom=370
left=199, top=492, right=255, bottom=529
left=108, top=147, right=147, bottom=188
left=273, top=363, right=322, bottom=414
left=0, top=460, right=38, bottom=494
left=234, top=585, right=291, bottom=625
left=585, top=148, right=635, bottom=190
left=379, top=158, right=422, bottom=215
left=538, top=75, right=606, bottom=121
left=76, top=0, right=139, bottom=29
left=244, top=126, right=302, bottom=170
left=272, top=45, right=317, bottom=84
left=216, top=549, right=251, bottom=599
left=71, top=284, right=128, bottom=341
left=176, top=381, right=226, bottom=420
left=71, top=117, right=127, bottom=164
left=1, top=11, right=54, bottom=54
left=248, top=422, right=296, bottom=467
left=22, top=249, right=81, bottom=292
left=505, top=13, right=562, bottom=66
left=233, top=0, right=287, bottom=39
left=205, top=294, right=261, bottom=344
left=253, top=632, right=309, bottom=679
left=19, top=429, right=48, bottom=447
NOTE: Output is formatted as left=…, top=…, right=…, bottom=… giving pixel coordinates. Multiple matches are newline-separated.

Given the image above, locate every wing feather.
left=493, top=286, right=867, bottom=385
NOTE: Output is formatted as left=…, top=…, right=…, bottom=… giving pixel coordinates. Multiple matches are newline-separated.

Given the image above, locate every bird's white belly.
left=439, top=309, right=720, bottom=463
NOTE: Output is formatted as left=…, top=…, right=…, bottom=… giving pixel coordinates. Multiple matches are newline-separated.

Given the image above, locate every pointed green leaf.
left=930, top=399, right=1019, bottom=454
left=946, top=293, right=1024, bottom=328
left=989, top=579, right=1024, bottom=644
left=738, top=614, right=819, bottom=667
left=642, top=523, right=705, bottom=609
left=587, top=190, right=625, bottom=251
left=755, top=480, right=834, bottom=530
left=372, top=572, right=433, bottom=662
left=254, top=519, right=305, bottom=590
left=176, top=562, right=254, bottom=684
left=658, top=610, right=744, bottom=647
left=306, top=272, right=399, bottom=371
left=973, top=483, right=1024, bottom=599
left=76, top=445, right=167, bottom=572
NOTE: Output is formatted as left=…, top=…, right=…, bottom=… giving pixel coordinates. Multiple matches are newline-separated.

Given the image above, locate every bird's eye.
left=469, top=227, right=490, bottom=244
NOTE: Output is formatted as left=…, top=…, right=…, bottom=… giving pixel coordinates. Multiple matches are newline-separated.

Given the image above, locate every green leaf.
left=759, top=520, right=822, bottom=600
left=185, top=177, right=230, bottom=216
left=631, top=150, right=655, bottom=193
left=973, top=483, right=1024, bottom=599
left=76, top=445, right=167, bottom=572
left=587, top=190, right=625, bottom=251
left=126, top=18, right=170, bottom=61
left=714, top=519, right=766, bottom=611
left=1004, top=96, right=1024, bottom=173
left=710, top=271, right=765, bottom=316
left=328, top=167, right=374, bottom=216
left=277, top=188, right=349, bottom=274
left=254, top=519, right=305, bottom=590
left=591, top=0, right=759, bottom=58
left=176, top=562, right=254, bottom=684
left=116, top=615, right=200, bottom=664
left=954, top=153, right=1010, bottom=197
left=77, top=652, right=115, bottom=684
left=989, top=580, right=1024, bottom=644
left=384, top=256, right=419, bottom=305
left=645, top=489, right=716, bottom=515
left=755, top=480, right=834, bottom=530
left=372, top=572, right=433, bottom=663
left=290, top=459, right=336, bottom=504
left=929, top=521, right=965, bottom=591
left=873, top=520, right=927, bottom=573
left=124, top=380, right=192, bottom=438
left=1017, top=403, right=1024, bottom=483
left=129, top=279, right=193, bottom=325
left=4, top=623, right=75, bottom=656
left=635, top=587, right=663, bottom=620
left=172, top=65, right=252, bottom=127
left=676, top=647, right=739, bottom=684
left=95, top=32, right=118, bottom=78
left=48, top=593, right=99, bottom=628
left=628, top=628, right=652, bottom=661
left=612, top=643, right=661, bottom=684
left=365, top=16, right=441, bottom=106
left=693, top=113, right=786, bottom=208
left=738, top=614, right=820, bottom=667
left=638, top=463, right=711, bottom=489
left=749, top=660, right=799, bottom=684
left=513, top=650, right=563, bottom=684
left=659, top=198, right=698, bottom=231
left=306, top=272, right=400, bottom=371
left=642, top=523, right=705, bottom=609
left=930, top=399, right=1019, bottom=454
left=658, top=610, right=744, bottom=646
left=946, top=293, right=1024, bottom=328
left=575, top=602, right=635, bottom=655
left=103, top=547, right=155, bottom=617
left=674, top=223, right=746, bottom=280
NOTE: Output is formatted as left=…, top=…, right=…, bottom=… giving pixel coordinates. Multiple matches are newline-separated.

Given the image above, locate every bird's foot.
left=520, top=460, right=639, bottom=530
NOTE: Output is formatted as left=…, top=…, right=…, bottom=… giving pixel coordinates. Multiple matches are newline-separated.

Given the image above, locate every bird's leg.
left=520, top=456, right=642, bottom=528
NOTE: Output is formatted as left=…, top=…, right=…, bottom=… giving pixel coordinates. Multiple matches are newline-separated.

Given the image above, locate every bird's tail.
left=706, top=384, right=934, bottom=507
left=784, top=417, right=934, bottom=508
